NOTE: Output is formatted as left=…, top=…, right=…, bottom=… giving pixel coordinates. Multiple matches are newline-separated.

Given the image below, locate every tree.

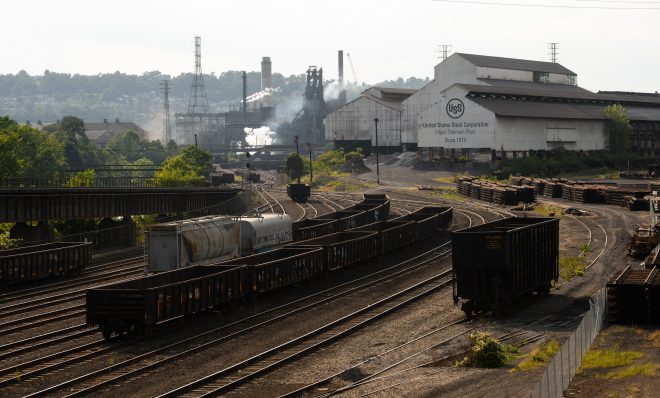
left=605, top=104, right=632, bottom=154
left=154, top=145, right=211, bottom=186
left=285, top=152, right=304, bottom=181
left=0, top=117, right=66, bottom=180
left=59, top=115, right=86, bottom=141
left=105, top=130, right=143, bottom=162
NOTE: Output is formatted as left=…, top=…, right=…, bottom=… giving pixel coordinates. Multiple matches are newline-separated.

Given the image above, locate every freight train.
left=0, top=241, right=92, bottom=285
left=451, top=217, right=559, bottom=317
left=86, top=199, right=454, bottom=339
left=146, top=214, right=293, bottom=273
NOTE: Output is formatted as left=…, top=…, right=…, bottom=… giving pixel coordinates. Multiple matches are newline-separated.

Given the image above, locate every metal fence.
left=530, top=288, right=607, bottom=398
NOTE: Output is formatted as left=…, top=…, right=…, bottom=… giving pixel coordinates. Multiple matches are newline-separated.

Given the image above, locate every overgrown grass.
left=559, top=256, right=586, bottom=280
left=430, top=187, right=465, bottom=202
left=456, top=332, right=518, bottom=368
left=578, top=350, right=643, bottom=372
left=533, top=203, right=564, bottom=217
left=598, top=363, right=659, bottom=379
left=317, top=179, right=377, bottom=192
left=512, top=339, right=560, bottom=372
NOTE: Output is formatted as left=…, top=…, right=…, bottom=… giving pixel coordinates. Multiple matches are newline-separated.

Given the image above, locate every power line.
left=432, top=0, right=660, bottom=9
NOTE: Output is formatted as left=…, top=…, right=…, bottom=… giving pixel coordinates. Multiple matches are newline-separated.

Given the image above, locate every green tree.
left=59, top=115, right=86, bottom=141
left=105, top=130, right=143, bottom=162
left=0, top=116, right=66, bottom=180
left=67, top=169, right=96, bottom=187
left=605, top=104, right=632, bottom=154
left=285, top=152, right=304, bottom=181
left=154, top=145, right=211, bottom=186
left=131, top=157, right=155, bottom=178
left=166, top=139, right=179, bottom=157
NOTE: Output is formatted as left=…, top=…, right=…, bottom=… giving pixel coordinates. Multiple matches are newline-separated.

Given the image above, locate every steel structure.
left=175, top=36, right=224, bottom=146
left=160, top=79, right=172, bottom=142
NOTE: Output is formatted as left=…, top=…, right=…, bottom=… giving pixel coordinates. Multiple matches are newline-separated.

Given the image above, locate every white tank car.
left=239, top=214, right=293, bottom=256
left=147, top=216, right=240, bottom=272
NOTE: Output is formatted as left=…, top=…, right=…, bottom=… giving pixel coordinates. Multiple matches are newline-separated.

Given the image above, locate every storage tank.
left=239, top=214, right=293, bottom=256
left=147, top=216, right=240, bottom=272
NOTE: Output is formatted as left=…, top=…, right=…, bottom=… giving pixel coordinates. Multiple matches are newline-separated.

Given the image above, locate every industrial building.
left=327, top=52, right=660, bottom=159
left=324, top=87, right=416, bottom=154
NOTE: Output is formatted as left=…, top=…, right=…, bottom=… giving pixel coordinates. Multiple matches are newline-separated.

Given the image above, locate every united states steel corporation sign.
left=446, top=98, right=464, bottom=119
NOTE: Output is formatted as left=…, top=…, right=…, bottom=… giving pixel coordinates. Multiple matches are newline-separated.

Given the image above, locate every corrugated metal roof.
left=457, top=83, right=597, bottom=100
left=478, top=79, right=593, bottom=95
left=456, top=53, right=576, bottom=75
left=461, top=82, right=660, bottom=107
left=368, top=87, right=418, bottom=95
left=471, top=98, right=660, bottom=121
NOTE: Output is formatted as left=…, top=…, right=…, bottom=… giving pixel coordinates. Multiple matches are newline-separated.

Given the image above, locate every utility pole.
left=307, top=143, right=313, bottom=185
left=295, top=135, right=300, bottom=183
left=374, top=118, right=380, bottom=185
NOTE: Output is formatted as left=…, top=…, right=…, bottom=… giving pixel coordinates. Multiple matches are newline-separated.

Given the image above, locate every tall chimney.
left=261, top=57, right=272, bottom=91
left=242, top=71, right=247, bottom=117
left=338, top=50, right=346, bottom=105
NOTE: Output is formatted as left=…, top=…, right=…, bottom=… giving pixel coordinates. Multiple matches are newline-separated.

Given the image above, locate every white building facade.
left=324, top=87, right=415, bottom=154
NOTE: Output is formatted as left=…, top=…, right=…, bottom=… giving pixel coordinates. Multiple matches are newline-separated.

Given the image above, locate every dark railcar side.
left=451, top=217, right=559, bottom=316
left=314, top=210, right=366, bottom=231
left=349, top=221, right=416, bottom=254
left=86, top=265, right=249, bottom=338
left=392, top=212, right=440, bottom=241
left=287, top=231, right=380, bottom=270
left=0, top=242, right=92, bottom=285
left=287, top=184, right=311, bottom=203
left=415, top=206, right=453, bottom=231
left=292, top=218, right=338, bottom=241
left=217, top=247, right=324, bottom=293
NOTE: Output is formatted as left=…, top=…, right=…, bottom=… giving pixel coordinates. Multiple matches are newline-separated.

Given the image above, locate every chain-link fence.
left=530, top=288, right=607, bottom=398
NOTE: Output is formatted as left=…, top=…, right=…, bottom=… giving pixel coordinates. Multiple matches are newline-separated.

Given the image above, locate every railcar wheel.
left=100, top=323, right=113, bottom=340
left=461, top=301, right=474, bottom=319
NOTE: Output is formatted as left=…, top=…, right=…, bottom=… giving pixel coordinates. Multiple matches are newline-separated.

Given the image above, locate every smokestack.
left=242, top=71, right=247, bottom=118
left=261, top=57, right=272, bottom=91
left=338, top=50, right=346, bottom=106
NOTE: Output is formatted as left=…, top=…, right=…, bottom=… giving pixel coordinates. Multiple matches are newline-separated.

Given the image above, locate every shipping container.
left=0, top=241, right=92, bottom=285
left=86, top=265, right=250, bottom=339
left=288, top=231, right=380, bottom=270
left=452, top=217, right=559, bottom=317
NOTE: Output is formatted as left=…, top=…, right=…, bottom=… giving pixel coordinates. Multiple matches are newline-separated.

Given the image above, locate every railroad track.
left=15, top=236, right=463, bottom=398
left=158, top=271, right=454, bottom=398
left=0, top=197, right=506, bottom=396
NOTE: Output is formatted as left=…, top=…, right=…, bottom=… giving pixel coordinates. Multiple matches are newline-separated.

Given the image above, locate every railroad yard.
left=0, top=163, right=656, bottom=398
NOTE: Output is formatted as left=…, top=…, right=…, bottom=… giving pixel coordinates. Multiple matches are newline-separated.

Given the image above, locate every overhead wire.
left=432, top=0, right=660, bottom=9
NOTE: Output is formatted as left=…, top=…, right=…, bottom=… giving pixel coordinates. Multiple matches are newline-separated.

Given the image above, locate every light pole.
left=306, top=143, right=313, bottom=185
left=294, top=135, right=300, bottom=183
left=374, top=117, right=380, bottom=185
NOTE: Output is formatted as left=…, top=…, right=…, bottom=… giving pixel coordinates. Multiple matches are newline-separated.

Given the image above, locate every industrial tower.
left=175, top=36, right=223, bottom=147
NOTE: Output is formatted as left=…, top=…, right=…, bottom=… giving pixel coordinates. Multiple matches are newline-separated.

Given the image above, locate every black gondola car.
left=1, top=242, right=92, bottom=285
left=236, top=170, right=260, bottom=183
left=210, top=173, right=235, bottom=185
left=452, top=217, right=559, bottom=317
left=287, top=183, right=311, bottom=203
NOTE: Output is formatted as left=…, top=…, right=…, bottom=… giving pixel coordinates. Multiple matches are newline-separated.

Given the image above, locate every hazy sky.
left=2, top=0, right=659, bottom=92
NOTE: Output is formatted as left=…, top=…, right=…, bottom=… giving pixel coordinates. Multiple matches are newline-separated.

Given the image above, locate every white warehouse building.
left=324, top=87, right=416, bottom=155
left=327, top=52, right=660, bottom=158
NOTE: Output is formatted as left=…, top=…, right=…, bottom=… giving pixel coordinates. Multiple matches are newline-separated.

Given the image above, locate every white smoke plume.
left=244, top=126, right=276, bottom=146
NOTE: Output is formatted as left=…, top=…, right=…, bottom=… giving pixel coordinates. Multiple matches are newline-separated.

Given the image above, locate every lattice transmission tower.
left=188, top=36, right=209, bottom=114
left=549, top=42, right=559, bottom=63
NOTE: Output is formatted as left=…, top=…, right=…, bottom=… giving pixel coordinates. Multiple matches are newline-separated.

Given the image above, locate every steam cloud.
left=244, top=126, right=276, bottom=146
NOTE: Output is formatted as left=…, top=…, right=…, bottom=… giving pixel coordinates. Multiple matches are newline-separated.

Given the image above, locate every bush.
left=457, top=332, right=517, bottom=368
